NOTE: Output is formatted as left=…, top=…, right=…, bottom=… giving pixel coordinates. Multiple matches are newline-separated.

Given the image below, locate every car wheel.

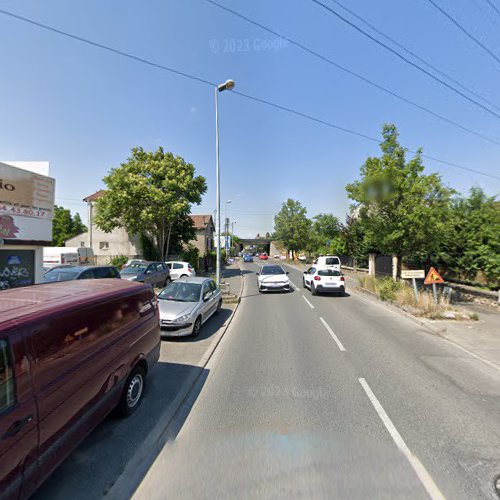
left=302, top=278, right=307, bottom=288
left=191, top=316, right=202, bottom=337
left=258, top=286, right=263, bottom=293
left=164, top=277, right=171, bottom=287
left=215, top=299, right=222, bottom=314
left=180, top=274, right=188, bottom=279
left=311, top=284, right=317, bottom=296
left=117, top=365, right=146, bottom=417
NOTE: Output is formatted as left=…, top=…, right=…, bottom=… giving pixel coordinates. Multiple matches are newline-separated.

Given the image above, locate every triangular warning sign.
left=424, top=266, right=444, bottom=285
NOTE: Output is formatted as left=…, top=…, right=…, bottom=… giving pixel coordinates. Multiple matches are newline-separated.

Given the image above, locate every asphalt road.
left=134, top=260, right=500, bottom=499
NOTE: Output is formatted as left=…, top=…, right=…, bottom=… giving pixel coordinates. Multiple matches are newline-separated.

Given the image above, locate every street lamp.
left=231, top=221, right=237, bottom=234
left=224, top=200, right=232, bottom=261
left=215, top=79, right=235, bottom=286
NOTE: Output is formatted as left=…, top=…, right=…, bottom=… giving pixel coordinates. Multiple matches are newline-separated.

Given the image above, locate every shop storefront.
left=0, top=161, right=55, bottom=289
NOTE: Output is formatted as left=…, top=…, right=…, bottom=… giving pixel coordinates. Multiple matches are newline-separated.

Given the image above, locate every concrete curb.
left=105, top=268, right=244, bottom=499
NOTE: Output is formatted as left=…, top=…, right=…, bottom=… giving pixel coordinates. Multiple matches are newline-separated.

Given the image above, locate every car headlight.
left=173, top=314, right=191, bottom=323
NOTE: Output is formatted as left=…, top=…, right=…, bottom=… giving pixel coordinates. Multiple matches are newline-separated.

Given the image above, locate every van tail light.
left=314, top=276, right=321, bottom=281
left=340, top=277, right=345, bottom=282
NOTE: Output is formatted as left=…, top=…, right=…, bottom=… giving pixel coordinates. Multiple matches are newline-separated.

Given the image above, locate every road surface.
left=133, top=261, right=500, bottom=499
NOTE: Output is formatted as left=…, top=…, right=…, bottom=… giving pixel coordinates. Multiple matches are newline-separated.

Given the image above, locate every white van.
left=313, top=255, right=341, bottom=272
left=44, top=246, right=95, bottom=267
left=43, top=248, right=79, bottom=269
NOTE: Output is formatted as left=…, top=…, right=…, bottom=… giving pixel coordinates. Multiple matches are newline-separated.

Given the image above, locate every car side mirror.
left=256, top=272, right=259, bottom=275
left=303, top=270, right=307, bottom=274
left=286, top=271, right=290, bottom=275
left=145, top=270, right=152, bottom=274
left=204, top=292, right=212, bottom=302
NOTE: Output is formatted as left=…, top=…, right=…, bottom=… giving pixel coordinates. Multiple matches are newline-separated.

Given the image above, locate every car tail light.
left=314, top=276, right=321, bottom=281
left=61, top=256, right=65, bottom=264
left=188, top=266, right=194, bottom=272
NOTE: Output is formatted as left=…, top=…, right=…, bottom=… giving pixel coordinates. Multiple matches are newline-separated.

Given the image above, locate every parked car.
left=303, top=267, right=346, bottom=296
left=0, top=279, right=160, bottom=498
left=243, top=254, right=253, bottom=263
left=165, top=261, right=196, bottom=280
left=256, top=264, right=290, bottom=293
left=122, top=259, right=147, bottom=269
left=120, top=261, right=170, bottom=288
left=42, top=265, right=120, bottom=283
left=158, top=277, right=222, bottom=337
left=298, top=254, right=307, bottom=261
left=42, top=264, right=75, bottom=275
left=259, top=253, right=269, bottom=260
left=313, top=255, right=341, bottom=272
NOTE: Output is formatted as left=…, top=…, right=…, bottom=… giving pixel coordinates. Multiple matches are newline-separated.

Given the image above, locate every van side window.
left=0, top=339, right=15, bottom=412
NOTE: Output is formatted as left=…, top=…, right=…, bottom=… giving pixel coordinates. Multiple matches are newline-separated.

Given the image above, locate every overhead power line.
left=425, top=0, right=500, bottom=65
left=484, top=0, right=500, bottom=18
left=0, top=7, right=498, bottom=180
left=206, top=0, right=500, bottom=146
left=310, top=0, right=500, bottom=120
left=328, top=0, right=500, bottom=112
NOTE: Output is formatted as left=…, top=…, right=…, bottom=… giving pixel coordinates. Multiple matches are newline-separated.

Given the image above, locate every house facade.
left=65, top=190, right=214, bottom=265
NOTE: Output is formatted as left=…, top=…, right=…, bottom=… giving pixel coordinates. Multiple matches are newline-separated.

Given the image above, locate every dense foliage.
left=52, top=205, right=87, bottom=246
left=94, top=147, right=206, bottom=260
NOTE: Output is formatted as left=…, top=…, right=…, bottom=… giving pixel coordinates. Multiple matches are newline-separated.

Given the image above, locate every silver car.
left=157, top=277, right=222, bottom=337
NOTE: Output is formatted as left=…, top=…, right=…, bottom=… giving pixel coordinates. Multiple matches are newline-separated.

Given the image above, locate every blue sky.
left=1, top=0, right=499, bottom=237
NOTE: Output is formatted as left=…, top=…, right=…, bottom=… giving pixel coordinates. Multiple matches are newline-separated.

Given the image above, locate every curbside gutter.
left=105, top=266, right=245, bottom=499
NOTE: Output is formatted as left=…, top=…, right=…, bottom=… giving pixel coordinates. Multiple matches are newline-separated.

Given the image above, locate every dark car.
left=120, top=261, right=170, bottom=288
left=42, top=265, right=120, bottom=283
left=0, top=279, right=160, bottom=498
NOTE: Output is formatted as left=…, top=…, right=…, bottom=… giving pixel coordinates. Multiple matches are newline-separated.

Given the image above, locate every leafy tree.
left=274, top=199, right=311, bottom=258
left=52, top=205, right=88, bottom=246
left=439, top=187, right=499, bottom=285
left=94, top=147, right=206, bottom=260
left=307, top=213, right=342, bottom=255
left=346, top=124, right=454, bottom=276
left=167, top=215, right=197, bottom=256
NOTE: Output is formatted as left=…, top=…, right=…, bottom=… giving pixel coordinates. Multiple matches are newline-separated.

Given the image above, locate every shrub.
left=109, top=255, right=128, bottom=268
left=180, top=245, right=200, bottom=270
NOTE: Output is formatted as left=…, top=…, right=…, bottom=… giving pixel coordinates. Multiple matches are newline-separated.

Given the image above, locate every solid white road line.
left=444, top=338, right=500, bottom=372
left=358, top=378, right=446, bottom=500
left=319, top=317, right=346, bottom=352
left=302, top=295, right=315, bottom=309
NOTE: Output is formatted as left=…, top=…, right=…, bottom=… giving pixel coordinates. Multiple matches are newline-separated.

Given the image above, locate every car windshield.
left=261, top=266, right=285, bottom=275
left=121, top=264, right=147, bottom=274
left=43, top=269, right=80, bottom=282
left=325, top=257, right=340, bottom=265
left=158, top=282, right=201, bottom=302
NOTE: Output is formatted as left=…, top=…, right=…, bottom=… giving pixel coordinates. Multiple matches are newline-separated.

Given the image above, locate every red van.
left=0, top=279, right=160, bottom=499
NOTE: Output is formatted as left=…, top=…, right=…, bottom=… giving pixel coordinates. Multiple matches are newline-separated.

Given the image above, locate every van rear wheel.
left=117, top=366, right=146, bottom=417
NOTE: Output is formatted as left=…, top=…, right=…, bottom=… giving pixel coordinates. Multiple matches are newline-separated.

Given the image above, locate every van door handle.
left=3, top=415, right=33, bottom=438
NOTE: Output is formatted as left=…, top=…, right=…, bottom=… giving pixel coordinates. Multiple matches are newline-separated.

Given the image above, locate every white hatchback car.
left=257, top=264, right=291, bottom=293
left=166, top=261, right=196, bottom=280
left=303, top=267, right=346, bottom=296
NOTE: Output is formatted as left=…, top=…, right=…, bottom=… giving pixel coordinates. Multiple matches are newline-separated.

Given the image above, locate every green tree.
left=167, top=215, right=197, bottom=256
left=274, top=199, right=311, bottom=258
left=439, top=187, right=499, bottom=285
left=52, top=205, right=88, bottom=246
left=94, top=147, right=206, bottom=260
left=346, top=124, right=454, bottom=276
left=307, top=213, right=342, bottom=255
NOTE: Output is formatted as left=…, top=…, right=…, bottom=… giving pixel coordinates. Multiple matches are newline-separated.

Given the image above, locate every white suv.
left=165, top=261, right=196, bottom=280
left=313, top=255, right=341, bottom=272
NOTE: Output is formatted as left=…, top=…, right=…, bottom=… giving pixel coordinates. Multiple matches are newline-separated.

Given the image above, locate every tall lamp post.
left=215, top=79, right=235, bottom=286
left=225, top=199, right=232, bottom=260
left=231, top=221, right=237, bottom=257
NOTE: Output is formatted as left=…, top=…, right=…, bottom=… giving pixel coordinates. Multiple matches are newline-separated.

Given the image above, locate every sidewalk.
left=283, top=259, right=500, bottom=370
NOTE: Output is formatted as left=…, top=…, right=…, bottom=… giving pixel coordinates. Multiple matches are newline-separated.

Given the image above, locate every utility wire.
left=328, top=0, right=500, bottom=112
left=484, top=0, right=500, bottom=18
left=425, top=0, right=500, bottom=65
left=0, top=7, right=498, bottom=180
left=310, top=0, right=500, bottom=119
left=206, top=0, right=500, bottom=146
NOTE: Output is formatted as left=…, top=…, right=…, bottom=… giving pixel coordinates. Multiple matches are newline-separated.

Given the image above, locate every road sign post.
left=401, top=270, right=425, bottom=302
left=424, top=267, right=444, bottom=304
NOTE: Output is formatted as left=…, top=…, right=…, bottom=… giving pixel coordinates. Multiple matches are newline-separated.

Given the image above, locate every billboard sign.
left=0, top=163, right=55, bottom=241
left=0, top=249, right=35, bottom=289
